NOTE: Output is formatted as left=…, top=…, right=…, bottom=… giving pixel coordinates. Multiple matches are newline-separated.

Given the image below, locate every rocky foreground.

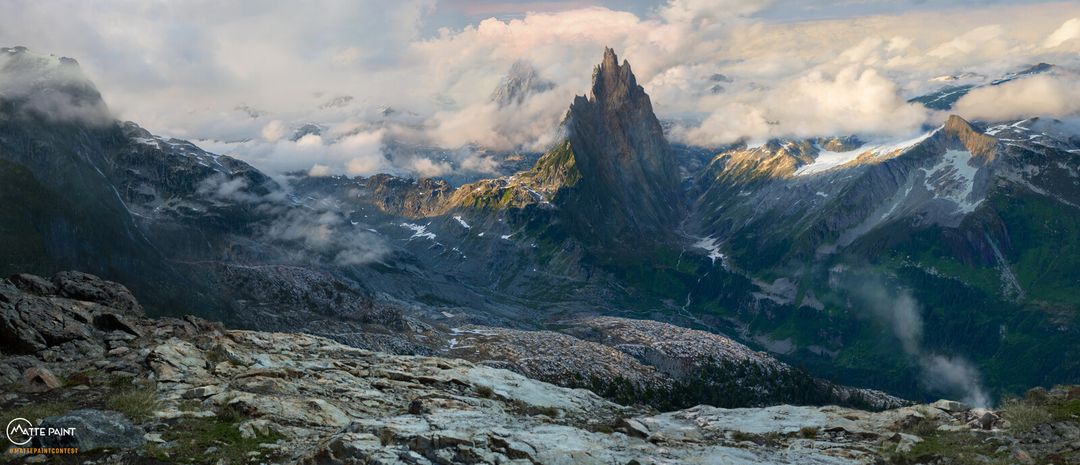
left=3, top=273, right=1080, bottom=464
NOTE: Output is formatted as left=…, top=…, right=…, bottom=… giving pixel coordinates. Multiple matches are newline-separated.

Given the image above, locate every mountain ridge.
left=2, top=45, right=1080, bottom=409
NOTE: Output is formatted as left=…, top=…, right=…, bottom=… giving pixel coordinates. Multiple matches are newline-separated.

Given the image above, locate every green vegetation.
left=889, top=388, right=1080, bottom=464
left=887, top=428, right=1011, bottom=465
left=0, top=401, right=74, bottom=424
left=0, top=159, right=66, bottom=275
left=994, top=190, right=1080, bottom=307
left=448, top=141, right=581, bottom=212
left=999, top=398, right=1051, bottom=431
left=155, top=404, right=283, bottom=464
left=526, top=140, right=581, bottom=188
left=1047, top=398, right=1080, bottom=421
left=105, top=385, right=159, bottom=421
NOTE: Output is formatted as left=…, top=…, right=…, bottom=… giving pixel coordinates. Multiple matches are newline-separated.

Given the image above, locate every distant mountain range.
left=908, top=62, right=1056, bottom=110
left=1, top=45, right=1078, bottom=407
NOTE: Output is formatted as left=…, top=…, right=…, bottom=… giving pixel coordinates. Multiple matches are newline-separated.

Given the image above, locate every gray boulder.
left=52, top=271, right=144, bottom=317
left=37, top=409, right=145, bottom=451
left=931, top=399, right=972, bottom=413
left=0, top=282, right=93, bottom=354
left=8, top=274, right=58, bottom=296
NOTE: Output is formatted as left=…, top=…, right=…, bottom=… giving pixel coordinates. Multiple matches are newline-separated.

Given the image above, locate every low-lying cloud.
left=672, top=57, right=931, bottom=146
left=196, top=172, right=390, bottom=266
left=953, top=73, right=1080, bottom=122
left=265, top=208, right=389, bottom=266
left=0, top=51, right=112, bottom=126
left=846, top=274, right=990, bottom=407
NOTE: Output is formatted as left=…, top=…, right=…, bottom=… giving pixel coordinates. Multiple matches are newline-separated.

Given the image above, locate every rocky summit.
left=4, top=272, right=1079, bottom=465
left=560, top=48, right=683, bottom=251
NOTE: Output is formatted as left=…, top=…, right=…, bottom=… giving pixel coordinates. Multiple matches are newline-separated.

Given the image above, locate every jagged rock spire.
left=588, top=47, right=640, bottom=105
left=556, top=47, right=683, bottom=253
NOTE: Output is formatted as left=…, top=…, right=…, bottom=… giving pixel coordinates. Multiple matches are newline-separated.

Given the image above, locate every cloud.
left=1045, top=17, right=1080, bottom=48
left=308, top=164, right=332, bottom=177
left=927, top=25, right=1008, bottom=59
left=264, top=208, right=389, bottom=266
left=953, top=73, right=1080, bottom=122
left=0, top=49, right=113, bottom=126
left=200, top=125, right=394, bottom=177
left=845, top=273, right=990, bottom=407
left=408, top=157, right=454, bottom=178
left=4, top=0, right=1080, bottom=176
left=197, top=174, right=259, bottom=203
left=260, top=120, right=288, bottom=142
left=672, top=39, right=930, bottom=145
left=425, top=87, right=571, bottom=152
left=190, top=168, right=388, bottom=265
left=920, top=355, right=990, bottom=408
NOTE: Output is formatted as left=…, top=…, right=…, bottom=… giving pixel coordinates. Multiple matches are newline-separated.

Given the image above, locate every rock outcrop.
left=0, top=271, right=142, bottom=360
left=443, top=48, right=684, bottom=254
left=38, top=409, right=146, bottom=451
left=444, top=317, right=907, bottom=411
left=5, top=271, right=1074, bottom=465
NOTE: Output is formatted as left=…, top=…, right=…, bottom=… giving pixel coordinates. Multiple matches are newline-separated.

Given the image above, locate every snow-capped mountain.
left=909, top=62, right=1057, bottom=110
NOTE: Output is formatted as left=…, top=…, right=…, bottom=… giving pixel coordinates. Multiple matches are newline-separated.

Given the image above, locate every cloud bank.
left=2, top=2, right=1080, bottom=177
left=953, top=73, right=1080, bottom=122
left=0, top=48, right=112, bottom=126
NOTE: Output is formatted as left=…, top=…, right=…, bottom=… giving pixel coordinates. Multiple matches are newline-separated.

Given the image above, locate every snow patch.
left=400, top=222, right=437, bottom=241
left=794, top=146, right=867, bottom=177
left=692, top=237, right=726, bottom=267
left=453, top=215, right=471, bottom=229
left=922, top=149, right=982, bottom=213
left=794, top=130, right=937, bottom=177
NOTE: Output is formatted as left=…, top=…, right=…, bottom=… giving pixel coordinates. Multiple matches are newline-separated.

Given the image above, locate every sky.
left=2, top=0, right=1080, bottom=178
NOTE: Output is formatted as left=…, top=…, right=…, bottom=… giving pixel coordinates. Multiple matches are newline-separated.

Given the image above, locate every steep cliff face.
left=556, top=48, right=683, bottom=252
left=0, top=48, right=196, bottom=311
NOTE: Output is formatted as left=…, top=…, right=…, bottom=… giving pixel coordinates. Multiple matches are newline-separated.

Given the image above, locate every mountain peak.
left=944, top=114, right=976, bottom=133
left=557, top=48, right=683, bottom=253
left=587, top=47, right=641, bottom=109
left=491, top=60, right=554, bottom=107
left=0, top=45, right=110, bottom=124
left=942, top=115, right=997, bottom=161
